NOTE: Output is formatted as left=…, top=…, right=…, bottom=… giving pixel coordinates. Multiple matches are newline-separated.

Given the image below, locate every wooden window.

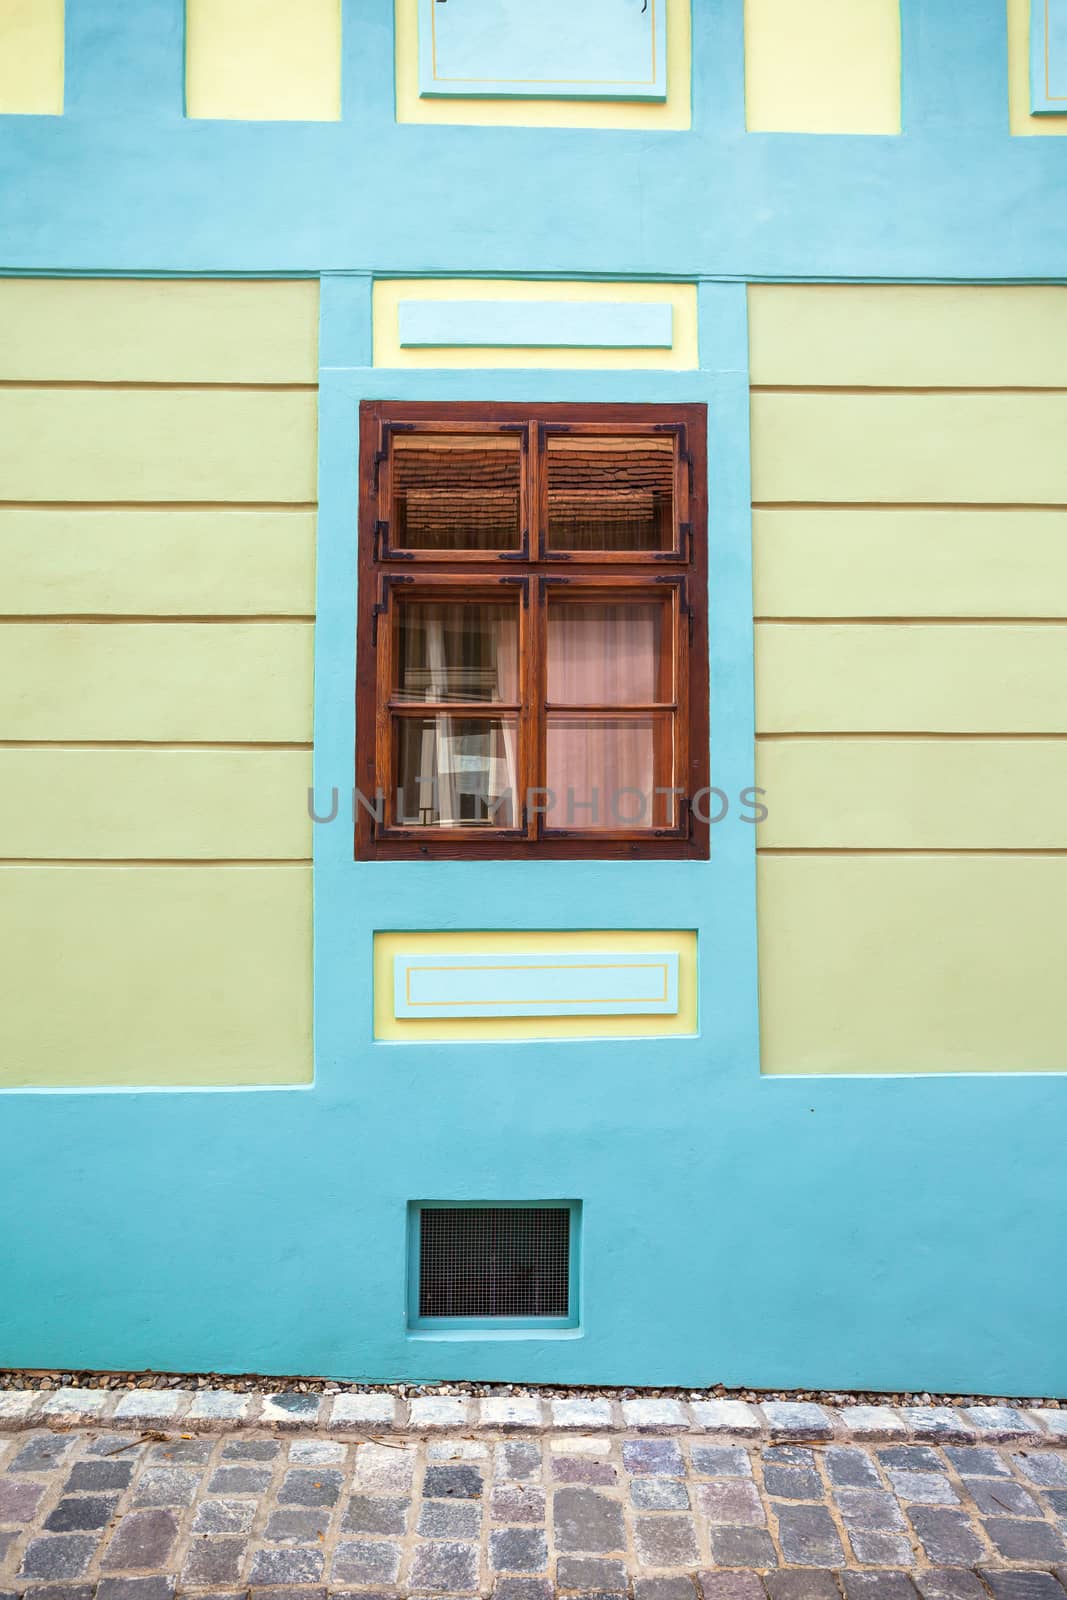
left=356, top=402, right=709, bottom=860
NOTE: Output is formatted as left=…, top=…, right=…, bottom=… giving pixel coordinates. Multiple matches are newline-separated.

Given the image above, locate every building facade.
left=1, top=0, right=1065, bottom=1394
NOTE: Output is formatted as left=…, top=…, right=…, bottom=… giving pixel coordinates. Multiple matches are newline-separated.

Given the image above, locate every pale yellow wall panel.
left=0, top=280, right=319, bottom=383
left=1008, top=0, right=1067, bottom=132
left=753, top=509, right=1067, bottom=618
left=0, top=623, right=313, bottom=741
left=394, top=0, right=691, bottom=130
left=0, top=0, right=63, bottom=114
left=744, top=0, right=900, bottom=133
left=374, top=930, right=698, bottom=1042
left=0, top=866, right=312, bottom=1087
left=757, top=738, right=1067, bottom=848
left=0, top=390, right=318, bottom=504
left=0, top=749, right=312, bottom=859
left=0, top=510, right=316, bottom=616
left=751, top=393, right=1067, bottom=505
left=755, top=624, right=1067, bottom=732
left=373, top=280, right=699, bottom=371
left=749, top=285, right=1067, bottom=387
left=759, top=855, right=1067, bottom=1073
left=186, top=0, right=340, bottom=120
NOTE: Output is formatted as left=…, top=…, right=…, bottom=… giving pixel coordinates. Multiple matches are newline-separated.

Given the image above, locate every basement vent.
left=418, top=1205, right=571, bottom=1320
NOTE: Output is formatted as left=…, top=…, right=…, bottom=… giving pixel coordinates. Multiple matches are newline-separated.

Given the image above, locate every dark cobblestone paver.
left=2, top=1422, right=1067, bottom=1597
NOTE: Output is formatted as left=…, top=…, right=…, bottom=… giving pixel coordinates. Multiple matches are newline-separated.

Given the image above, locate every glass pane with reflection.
left=547, top=601, right=669, bottom=706
left=392, top=434, right=522, bottom=550
left=544, top=714, right=676, bottom=830
left=546, top=435, right=675, bottom=552
left=395, top=602, right=519, bottom=704
left=395, top=716, right=519, bottom=827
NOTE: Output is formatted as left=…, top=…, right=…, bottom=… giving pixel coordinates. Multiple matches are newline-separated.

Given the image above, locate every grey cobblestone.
left=4, top=1416, right=1067, bottom=1599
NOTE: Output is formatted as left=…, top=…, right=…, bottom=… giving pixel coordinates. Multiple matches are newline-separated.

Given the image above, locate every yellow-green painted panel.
left=0, top=865, right=312, bottom=1086
left=753, top=509, right=1067, bottom=618
left=744, top=0, right=900, bottom=133
left=374, top=930, right=697, bottom=1041
left=395, top=0, right=691, bottom=130
left=757, top=738, right=1067, bottom=848
left=755, top=624, right=1067, bottom=733
left=0, top=509, right=316, bottom=616
left=751, top=393, right=1067, bottom=504
left=749, top=285, right=1067, bottom=387
left=0, top=622, right=313, bottom=741
left=759, top=854, right=1067, bottom=1073
left=0, top=390, right=318, bottom=504
left=0, top=0, right=63, bottom=114
left=1009, top=0, right=1067, bottom=133
left=0, top=280, right=319, bottom=383
left=186, top=0, right=340, bottom=120
left=373, top=279, right=698, bottom=371
left=0, top=749, right=312, bottom=859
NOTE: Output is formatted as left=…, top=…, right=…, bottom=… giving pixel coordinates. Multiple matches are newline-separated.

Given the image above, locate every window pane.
left=547, top=601, right=669, bottom=706
left=395, top=716, right=518, bottom=827
left=546, top=435, right=675, bottom=552
left=545, top=714, right=676, bottom=830
left=395, top=602, right=518, bottom=703
left=392, top=434, right=522, bottom=550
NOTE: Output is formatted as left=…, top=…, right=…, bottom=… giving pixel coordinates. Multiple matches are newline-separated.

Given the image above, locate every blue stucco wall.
left=1, top=0, right=1065, bottom=1393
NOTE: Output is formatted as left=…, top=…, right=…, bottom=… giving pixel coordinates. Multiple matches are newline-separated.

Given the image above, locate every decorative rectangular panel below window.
left=395, top=950, right=680, bottom=1017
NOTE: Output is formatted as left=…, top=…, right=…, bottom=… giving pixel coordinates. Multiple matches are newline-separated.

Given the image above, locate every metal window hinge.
left=499, top=575, right=529, bottom=608
left=539, top=575, right=570, bottom=598
left=371, top=574, right=415, bottom=644
left=373, top=421, right=417, bottom=491
left=499, top=528, right=529, bottom=560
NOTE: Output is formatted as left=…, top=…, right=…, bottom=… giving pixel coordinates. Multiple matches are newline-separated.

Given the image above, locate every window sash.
left=372, top=575, right=688, bottom=844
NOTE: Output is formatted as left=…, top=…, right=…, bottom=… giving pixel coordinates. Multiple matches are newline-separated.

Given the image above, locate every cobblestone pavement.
left=2, top=1424, right=1067, bottom=1600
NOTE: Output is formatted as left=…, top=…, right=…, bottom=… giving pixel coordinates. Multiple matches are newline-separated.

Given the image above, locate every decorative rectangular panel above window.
left=356, top=403, right=709, bottom=861
left=1032, top=0, right=1067, bottom=111
left=418, top=0, right=667, bottom=101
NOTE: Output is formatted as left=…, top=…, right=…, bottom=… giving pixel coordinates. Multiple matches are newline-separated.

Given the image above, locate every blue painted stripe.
left=397, top=299, right=674, bottom=350
left=393, top=951, right=681, bottom=1018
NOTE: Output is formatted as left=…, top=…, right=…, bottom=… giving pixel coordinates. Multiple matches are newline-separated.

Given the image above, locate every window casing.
left=356, top=402, right=709, bottom=860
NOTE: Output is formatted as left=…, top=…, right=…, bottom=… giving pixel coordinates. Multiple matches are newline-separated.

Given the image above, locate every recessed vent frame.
left=407, top=1200, right=581, bottom=1331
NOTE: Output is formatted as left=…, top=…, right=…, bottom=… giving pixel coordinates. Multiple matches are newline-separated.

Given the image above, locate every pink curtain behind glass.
left=546, top=604, right=663, bottom=829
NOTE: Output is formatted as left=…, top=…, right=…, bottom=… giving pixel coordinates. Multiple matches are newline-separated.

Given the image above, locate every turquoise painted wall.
left=0, top=0, right=1065, bottom=1393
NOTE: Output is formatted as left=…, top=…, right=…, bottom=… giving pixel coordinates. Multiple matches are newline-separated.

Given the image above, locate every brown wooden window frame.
left=356, top=401, right=709, bottom=861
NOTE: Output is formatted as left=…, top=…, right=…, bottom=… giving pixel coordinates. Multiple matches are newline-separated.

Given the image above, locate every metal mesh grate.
left=418, top=1206, right=571, bottom=1319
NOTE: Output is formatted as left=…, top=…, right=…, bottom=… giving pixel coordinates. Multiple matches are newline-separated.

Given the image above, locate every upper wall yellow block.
left=756, top=738, right=1067, bottom=849
left=0, top=280, right=319, bottom=383
left=0, top=866, right=312, bottom=1087
left=395, top=0, right=690, bottom=130
left=759, top=855, right=1067, bottom=1074
left=0, top=622, right=314, bottom=741
left=186, top=0, right=340, bottom=120
left=751, top=393, right=1067, bottom=504
left=755, top=623, right=1067, bottom=733
left=744, top=0, right=900, bottom=133
left=0, top=390, right=318, bottom=504
left=749, top=285, right=1067, bottom=387
left=1009, top=0, right=1067, bottom=132
left=373, top=280, right=698, bottom=371
left=0, top=509, right=316, bottom=617
left=753, top=509, right=1067, bottom=618
left=0, top=0, right=63, bottom=114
